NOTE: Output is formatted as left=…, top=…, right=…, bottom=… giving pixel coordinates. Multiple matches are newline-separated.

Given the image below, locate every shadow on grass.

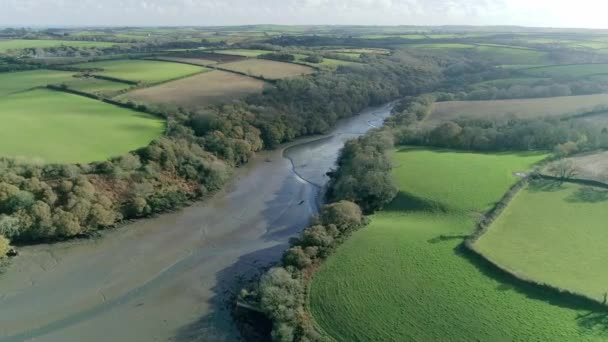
left=455, top=244, right=608, bottom=333
left=528, top=179, right=564, bottom=193
left=384, top=191, right=449, bottom=214
left=567, top=186, right=608, bottom=203
left=427, top=234, right=468, bottom=244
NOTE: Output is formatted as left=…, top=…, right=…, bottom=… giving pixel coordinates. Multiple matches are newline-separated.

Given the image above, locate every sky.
left=1, top=0, right=608, bottom=29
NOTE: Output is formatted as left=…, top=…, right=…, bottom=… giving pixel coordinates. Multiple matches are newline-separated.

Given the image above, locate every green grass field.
left=309, top=147, right=608, bottom=341
left=474, top=181, right=608, bottom=302
left=0, top=89, right=164, bottom=163
left=0, top=69, right=76, bottom=96
left=212, top=49, right=271, bottom=57
left=523, top=64, right=608, bottom=78
left=0, top=39, right=120, bottom=53
left=471, top=77, right=550, bottom=89
left=72, top=59, right=206, bottom=84
left=64, top=77, right=132, bottom=95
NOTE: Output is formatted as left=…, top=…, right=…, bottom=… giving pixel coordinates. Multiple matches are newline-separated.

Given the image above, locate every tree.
left=318, top=201, right=363, bottom=232
left=549, top=160, right=578, bottom=182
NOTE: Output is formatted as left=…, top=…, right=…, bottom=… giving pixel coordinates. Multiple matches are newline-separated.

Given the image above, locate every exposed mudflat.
left=0, top=103, right=392, bottom=342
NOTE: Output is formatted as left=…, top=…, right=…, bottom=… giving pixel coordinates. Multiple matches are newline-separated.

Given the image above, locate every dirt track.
left=0, top=103, right=393, bottom=342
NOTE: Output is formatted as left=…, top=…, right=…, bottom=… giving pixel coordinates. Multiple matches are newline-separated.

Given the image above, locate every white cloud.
left=0, top=0, right=606, bottom=28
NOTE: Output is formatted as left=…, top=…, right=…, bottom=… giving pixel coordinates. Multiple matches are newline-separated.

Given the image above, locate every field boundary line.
left=465, top=175, right=608, bottom=309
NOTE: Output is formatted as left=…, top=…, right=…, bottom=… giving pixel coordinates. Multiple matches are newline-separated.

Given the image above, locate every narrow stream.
left=0, top=102, right=393, bottom=342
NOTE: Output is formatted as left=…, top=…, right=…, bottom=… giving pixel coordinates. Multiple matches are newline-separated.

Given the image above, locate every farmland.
left=64, top=76, right=132, bottom=95
left=151, top=56, right=218, bottom=66
left=212, top=49, right=271, bottom=57
left=71, top=59, right=206, bottom=84
left=0, top=69, right=75, bottom=96
left=0, top=39, right=120, bottom=53
left=544, top=151, right=608, bottom=183
left=0, top=89, right=164, bottom=163
left=308, top=148, right=608, bottom=341
left=473, top=181, right=608, bottom=302
left=218, top=59, right=314, bottom=79
left=121, top=70, right=265, bottom=108
left=523, top=64, right=608, bottom=78
left=429, top=93, right=608, bottom=122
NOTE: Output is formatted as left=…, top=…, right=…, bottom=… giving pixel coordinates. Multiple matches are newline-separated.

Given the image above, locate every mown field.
left=72, top=59, right=206, bottom=84
left=544, top=150, right=608, bottom=183
left=430, top=93, right=608, bottom=122
left=121, top=70, right=265, bottom=108
left=309, top=147, right=608, bottom=341
left=474, top=181, right=608, bottom=302
left=218, top=59, right=314, bottom=79
left=0, top=89, right=164, bottom=163
left=0, top=39, right=120, bottom=53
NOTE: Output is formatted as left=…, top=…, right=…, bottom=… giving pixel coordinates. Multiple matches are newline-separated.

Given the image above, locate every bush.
left=317, top=201, right=363, bottom=232
left=0, top=235, right=10, bottom=257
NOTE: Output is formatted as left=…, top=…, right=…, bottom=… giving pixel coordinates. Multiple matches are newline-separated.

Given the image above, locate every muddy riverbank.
left=0, top=103, right=393, bottom=342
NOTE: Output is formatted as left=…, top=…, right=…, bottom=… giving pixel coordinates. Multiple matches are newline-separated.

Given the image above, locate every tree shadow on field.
left=427, top=234, right=468, bottom=244
left=528, top=179, right=564, bottom=193
left=566, top=186, right=608, bottom=203
left=454, top=244, right=608, bottom=333
left=384, top=191, right=449, bottom=214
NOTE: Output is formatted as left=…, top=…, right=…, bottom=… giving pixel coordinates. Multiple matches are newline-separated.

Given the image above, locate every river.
left=0, top=102, right=393, bottom=342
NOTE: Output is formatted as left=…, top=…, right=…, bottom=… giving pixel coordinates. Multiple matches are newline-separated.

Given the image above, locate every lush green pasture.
left=0, top=39, right=120, bottom=53
left=212, top=49, right=271, bottom=57
left=0, top=89, right=164, bottom=163
left=474, top=181, right=608, bottom=301
left=0, top=69, right=75, bottom=96
left=63, top=77, right=132, bottom=95
left=72, top=59, right=206, bottom=84
left=310, top=148, right=608, bottom=341
left=523, top=64, right=608, bottom=78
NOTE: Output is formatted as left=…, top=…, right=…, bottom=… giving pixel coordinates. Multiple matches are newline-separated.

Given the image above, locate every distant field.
left=121, top=70, right=265, bottom=108
left=309, top=148, right=606, bottom=341
left=430, top=94, right=608, bottom=122
left=0, top=69, right=75, bottom=96
left=218, top=59, right=314, bottom=79
left=292, top=54, right=358, bottom=68
left=326, top=48, right=390, bottom=55
left=474, top=181, right=608, bottom=302
left=0, top=89, right=164, bottom=163
left=471, top=77, right=550, bottom=89
left=63, top=77, right=132, bottom=95
left=152, top=56, right=218, bottom=66
left=0, top=39, right=120, bottom=53
left=72, top=59, right=206, bottom=84
left=523, top=64, right=608, bottom=78
left=212, top=49, right=271, bottom=57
